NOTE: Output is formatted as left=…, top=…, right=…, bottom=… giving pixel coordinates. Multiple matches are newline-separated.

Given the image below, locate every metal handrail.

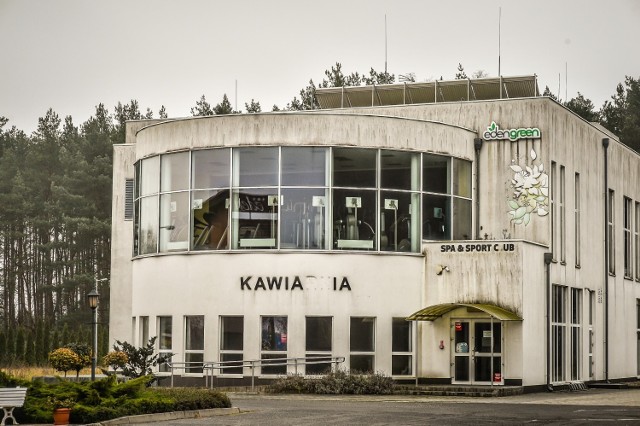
left=166, top=356, right=345, bottom=391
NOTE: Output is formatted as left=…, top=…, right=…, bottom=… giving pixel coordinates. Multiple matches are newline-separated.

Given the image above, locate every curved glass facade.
left=133, top=147, right=472, bottom=256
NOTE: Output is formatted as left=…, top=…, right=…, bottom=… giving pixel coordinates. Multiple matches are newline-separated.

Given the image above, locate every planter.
left=53, top=407, right=71, bottom=425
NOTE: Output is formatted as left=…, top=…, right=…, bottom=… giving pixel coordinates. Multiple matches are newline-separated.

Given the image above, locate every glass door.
left=452, top=320, right=503, bottom=384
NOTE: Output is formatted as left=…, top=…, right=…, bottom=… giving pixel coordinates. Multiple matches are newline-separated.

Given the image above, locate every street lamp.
left=87, top=283, right=102, bottom=381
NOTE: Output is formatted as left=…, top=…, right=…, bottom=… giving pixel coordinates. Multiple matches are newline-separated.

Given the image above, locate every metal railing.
left=166, top=356, right=345, bottom=391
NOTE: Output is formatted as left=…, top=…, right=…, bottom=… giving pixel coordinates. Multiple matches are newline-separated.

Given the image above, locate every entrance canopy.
left=407, top=303, right=522, bottom=322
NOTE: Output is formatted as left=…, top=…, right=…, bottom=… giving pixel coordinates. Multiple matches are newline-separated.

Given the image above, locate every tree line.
left=0, top=63, right=638, bottom=367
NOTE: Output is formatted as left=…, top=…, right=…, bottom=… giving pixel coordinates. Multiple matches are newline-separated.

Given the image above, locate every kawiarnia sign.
left=483, top=121, right=541, bottom=141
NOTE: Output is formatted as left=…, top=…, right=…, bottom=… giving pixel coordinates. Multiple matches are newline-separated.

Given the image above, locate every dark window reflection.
left=423, top=194, right=450, bottom=240
left=333, top=148, right=376, bottom=188
left=423, top=154, right=449, bottom=194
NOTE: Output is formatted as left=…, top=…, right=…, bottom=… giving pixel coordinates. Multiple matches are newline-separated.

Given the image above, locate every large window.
left=570, top=288, right=582, bottom=380
left=135, top=147, right=473, bottom=255
left=608, top=189, right=615, bottom=274
left=261, top=316, right=288, bottom=375
left=157, top=316, right=172, bottom=373
left=184, top=316, right=204, bottom=374
left=192, top=149, right=230, bottom=251
left=624, top=197, right=632, bottom=278
left=575, top=173, right=581, bottom=267
left=392, top=318, right=412, bottom=376
left=350, top=317, right=375, bottom=373
left=551, top=285, right=567, bottom=382
left=139, top=316, right=149, bottom=347
left=281, top=147, right=329, bottom=250
left=559, top=166, right=566, bottom=263
left=550, top=162, right=557, bottom=260
left=636, top=202, right=640, bottom=281
left=220, top=316, right=244, bottom=375
left=588, top=290, right=595, bottom=379
left=305, top=316, right=333, bottom=374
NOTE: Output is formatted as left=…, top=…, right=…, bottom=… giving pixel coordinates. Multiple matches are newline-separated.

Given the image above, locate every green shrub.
left=269, top=370, right=394, bottom=395
left=2, top=372, right=231, bottom=424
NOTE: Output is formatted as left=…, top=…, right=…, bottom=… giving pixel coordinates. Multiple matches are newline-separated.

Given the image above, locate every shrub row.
left=268, top=370, right=394, bottom=395
left=0, top=371, right=230, bottom=424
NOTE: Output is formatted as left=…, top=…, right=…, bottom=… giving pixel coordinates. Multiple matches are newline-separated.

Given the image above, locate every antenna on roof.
left=498, top=7, right=501, bottom=77
left=385, top=14, right=388, bottom=74
left=565, top=62, right=568, bottom=101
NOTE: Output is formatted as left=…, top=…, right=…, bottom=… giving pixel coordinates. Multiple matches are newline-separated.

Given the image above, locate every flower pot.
left=53, top=407, right=71, bottom=425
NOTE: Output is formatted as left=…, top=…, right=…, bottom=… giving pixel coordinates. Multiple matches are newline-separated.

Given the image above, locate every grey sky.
left=1, top=0, right=639, bottom=134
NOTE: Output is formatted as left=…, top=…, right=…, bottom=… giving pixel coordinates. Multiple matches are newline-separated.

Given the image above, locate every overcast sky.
left=1, top=0, right=639, bottom=134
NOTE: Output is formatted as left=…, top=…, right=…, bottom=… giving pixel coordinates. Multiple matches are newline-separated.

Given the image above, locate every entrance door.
left=452, top=320, right=502, bottom=384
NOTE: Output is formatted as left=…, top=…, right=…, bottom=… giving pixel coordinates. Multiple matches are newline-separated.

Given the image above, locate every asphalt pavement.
left=126, top=387, right=640, bottom=425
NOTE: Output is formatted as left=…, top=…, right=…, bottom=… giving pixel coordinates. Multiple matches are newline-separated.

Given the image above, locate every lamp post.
left=87, top=282, right=102, bottom=381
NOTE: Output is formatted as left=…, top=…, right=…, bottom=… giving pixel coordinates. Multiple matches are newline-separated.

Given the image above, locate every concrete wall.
left=109, top=144, right=136, bottom=346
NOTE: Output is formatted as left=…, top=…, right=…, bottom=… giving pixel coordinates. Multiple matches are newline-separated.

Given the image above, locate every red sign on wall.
left=455, top=322, right=462, bottom=331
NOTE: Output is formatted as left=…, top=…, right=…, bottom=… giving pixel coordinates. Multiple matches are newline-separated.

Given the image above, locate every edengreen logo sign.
left=483, top=121, right=541, bottom=141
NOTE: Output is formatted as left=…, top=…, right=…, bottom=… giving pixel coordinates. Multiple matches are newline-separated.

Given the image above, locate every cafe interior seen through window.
left=134, top=147, right=472, bottom=255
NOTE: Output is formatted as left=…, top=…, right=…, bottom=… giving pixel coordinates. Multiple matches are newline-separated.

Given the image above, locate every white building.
left=110, top=75, right=640, bottom=390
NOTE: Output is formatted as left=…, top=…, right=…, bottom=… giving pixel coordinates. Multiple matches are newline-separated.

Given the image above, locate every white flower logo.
left=507, top=149, right=549, bottom=225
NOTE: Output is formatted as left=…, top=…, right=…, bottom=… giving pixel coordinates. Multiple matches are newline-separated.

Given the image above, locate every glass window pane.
left=305, top=355, right=333, bottom=375
left=333, top=189, right=376, bottom=250
left=232, top=189, right=278, bottom=249
left=350, top=317, right=375, bottom=352
left=281, top=147, right=328, bottom=186
left=140, top=156, right=160, bottom=196
left=158, top=316, right=172, bottom=350
left=380, top=191, right=419, bottom=252
left=185, top=316, right=204, bottom=350
left=159, top=192, right=189, bottom=252
left=261, top=353, right=287, bottom=375
left=233, top=147, right=279, bottom=187
left=423, top=154, right=449, bottom=194
left=452, top=197, right=472, bottom=240
left=333, top=148, right=376, bottom=188
left=221, top=353, right=244, bottom=375
left=452, top=158, right=472, bottom=198
left=185, top=353, right=204, bottom=373
left=306, top=317, right=332, bottom=352
left=392, top=318, right=411, bottom=352
left=381, top=150, right=419, bottom=191
left=192, top=189, right=230, bottom=250
left=392, top=355, right=412, bottom=375
left=192, top=149, right=230, bottom=189
left=139, top=196, right=159, bottom=254
left=423, top=194, right=451, bottom=240
left=221, top=317, right=244, bottom=351
left=161, top=152, right=189, bottom=192
left=350, top=355, right=374, bottom=373
left=280, top=188, right=328, bottom=250
left=261, top=316, right=288, bottom=351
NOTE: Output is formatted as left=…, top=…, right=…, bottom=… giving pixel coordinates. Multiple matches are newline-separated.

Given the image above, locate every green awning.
left=406, top=303, right=522, bottom=322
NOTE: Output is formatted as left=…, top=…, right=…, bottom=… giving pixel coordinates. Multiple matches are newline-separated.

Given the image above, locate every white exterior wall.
left=110, top=97, right=640, bottom=386
left=131, top=253, right=423, bottom=374
left=109, top=144, right=135, bottom=346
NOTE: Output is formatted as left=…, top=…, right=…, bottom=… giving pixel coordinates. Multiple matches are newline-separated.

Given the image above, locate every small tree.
left=112, top=337, right=173, bottom=380
left=65, top=343, right=92, bottom=379
left=49, top=348, right=82, bottom=377
left=102, top=350, right=128, bottom=374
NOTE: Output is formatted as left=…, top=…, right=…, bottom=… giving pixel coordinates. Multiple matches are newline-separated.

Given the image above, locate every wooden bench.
left=0, top=387, right=27, bottom=426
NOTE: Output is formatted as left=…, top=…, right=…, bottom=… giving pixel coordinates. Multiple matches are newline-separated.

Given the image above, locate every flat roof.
left=315, top=75, right=540, bottom=109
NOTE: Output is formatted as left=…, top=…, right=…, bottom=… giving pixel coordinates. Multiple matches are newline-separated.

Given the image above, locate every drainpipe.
left=544, top=252, right=554, bottom=391
left=474, top=137, right=483, bottom=239
left=602, top=137, right=610, bottom=382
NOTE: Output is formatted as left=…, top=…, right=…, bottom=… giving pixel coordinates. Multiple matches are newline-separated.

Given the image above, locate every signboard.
left=455, top=322, right=463, bottom=331
left=493, top=372, right=502, bottom=382
left=483, top=121, right=541, bottom=141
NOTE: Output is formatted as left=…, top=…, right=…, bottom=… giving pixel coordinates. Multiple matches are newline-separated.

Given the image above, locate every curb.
left=86, top=407, right=240, bottom=425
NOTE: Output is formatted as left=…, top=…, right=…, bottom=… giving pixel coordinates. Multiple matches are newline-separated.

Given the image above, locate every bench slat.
left=0, top=388, right=27, bottom=408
